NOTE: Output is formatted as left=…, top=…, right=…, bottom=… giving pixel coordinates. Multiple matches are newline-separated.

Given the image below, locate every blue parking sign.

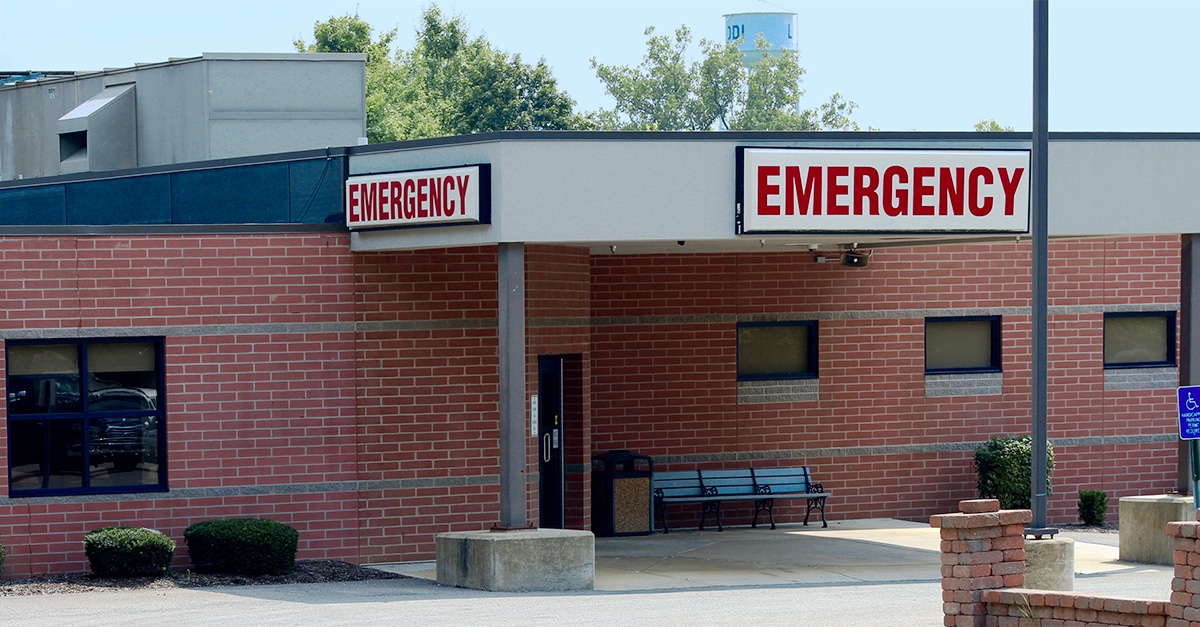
left=1180, top=386, right=1200, bottom=439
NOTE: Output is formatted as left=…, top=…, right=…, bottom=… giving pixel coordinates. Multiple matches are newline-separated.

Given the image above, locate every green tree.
left=974, top=118, right=1015, bottom=132
left=589, top=26, right=858, bottom=131
left=296, top=6, right=585, bottom=143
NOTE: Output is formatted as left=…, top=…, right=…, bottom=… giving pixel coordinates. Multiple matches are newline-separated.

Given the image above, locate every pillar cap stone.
left=960, top=499, right=1001, bottom=514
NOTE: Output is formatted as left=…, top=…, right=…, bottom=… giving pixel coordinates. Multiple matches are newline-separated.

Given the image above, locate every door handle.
left=543, top=433, right=550, bottom=463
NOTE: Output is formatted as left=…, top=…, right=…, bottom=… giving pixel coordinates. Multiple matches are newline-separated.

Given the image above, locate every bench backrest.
left=752, top=467, right=813, bottom=494
left=698, top=469, right=756, bottom=496
left=652, top=470, right=704, bottom=498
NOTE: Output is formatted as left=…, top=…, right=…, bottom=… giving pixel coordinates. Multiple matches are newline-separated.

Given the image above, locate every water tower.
left=723, top=12, right=797, bottom=65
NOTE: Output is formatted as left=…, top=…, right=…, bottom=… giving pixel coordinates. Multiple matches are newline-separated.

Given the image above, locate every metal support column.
left=1181, top=235, right=1200, bottom=505
left=497, top=243, right=527, bottom=527
left=1028, top=0, right=1055, bottom=537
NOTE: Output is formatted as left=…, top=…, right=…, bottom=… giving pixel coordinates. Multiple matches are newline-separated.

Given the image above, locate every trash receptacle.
left=592, top=450, right=654, bottom=537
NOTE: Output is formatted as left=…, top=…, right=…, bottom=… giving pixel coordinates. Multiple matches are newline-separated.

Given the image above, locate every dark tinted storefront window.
left=7, top=339, right=166, bottom=496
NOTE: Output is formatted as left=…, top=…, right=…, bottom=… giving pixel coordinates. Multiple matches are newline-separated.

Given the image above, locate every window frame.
left=736, top=320, right=819, bottom=381
left=1103, top=311, right=1177, bottom=369
left=6, top=337, right=168, bottom=497
left=924, top=315, right=1003, bottom=375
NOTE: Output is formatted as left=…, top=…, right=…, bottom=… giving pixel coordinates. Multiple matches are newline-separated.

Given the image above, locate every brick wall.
left=0, top=234, right=361, bottom=576
left=0, top=233, right=1186, bottom=575
left=352, top=246, right=503, bottom=563
left=525, top=245, right=592, bottom=530
left=590, top=236, right=1182, bottom=529
left=935, top=499, right=1175, bottom=627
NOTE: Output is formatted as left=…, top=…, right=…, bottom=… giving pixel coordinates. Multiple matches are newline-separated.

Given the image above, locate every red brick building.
left=0, top=133, right=1193, bottom=576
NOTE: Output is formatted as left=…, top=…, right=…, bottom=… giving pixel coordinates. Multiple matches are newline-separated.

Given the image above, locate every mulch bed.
left=0, top=560, right=404, bottom=596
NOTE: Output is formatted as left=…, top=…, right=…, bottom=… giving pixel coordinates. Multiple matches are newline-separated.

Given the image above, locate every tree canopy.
left=296, top=7, right=585, bottom=143
left=588, top=26, right=859, bottom=131
left=974, top=119, right=1015, bottom=132
left=295, top=7, right=1038, bottom=138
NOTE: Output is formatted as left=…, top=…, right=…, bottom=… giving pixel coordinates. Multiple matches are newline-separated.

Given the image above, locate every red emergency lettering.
left=969, top=167, right=994, bottom=217
left=826, top=166, right=850, bottom=215
left=912, top=167, right=935, bottom=216
left=347, top=183, right=361, bottom=222
left=785, top=166, right=821, bottom=215
left=883, top=166, right=908, bottom=217
left=999, top=168, right=1025, bottom=216
left=939, top=167, right=964, bottom=216
left=757, top=166, right=781, bottom=215
left=456, top=175, right=470, bottom=215
left=854, top=167, right=880, bottom=216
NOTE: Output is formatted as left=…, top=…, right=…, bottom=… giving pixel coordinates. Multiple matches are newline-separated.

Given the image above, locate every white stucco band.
left=346, top=133, right=1200, bottom=255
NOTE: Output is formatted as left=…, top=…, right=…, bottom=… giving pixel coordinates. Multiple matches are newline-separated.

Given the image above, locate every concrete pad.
left=1119, top=494, right=1193, bottom=565
left=435, top=528, right=594, bottom=591
left=368, top=519, right=1175, bottom=600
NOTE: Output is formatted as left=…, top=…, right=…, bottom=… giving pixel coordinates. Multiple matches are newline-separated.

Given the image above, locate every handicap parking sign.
left=1179, top=386, right=1200, bottom=439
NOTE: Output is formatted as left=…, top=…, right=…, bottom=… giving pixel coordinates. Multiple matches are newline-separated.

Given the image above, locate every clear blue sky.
left=2, top=0, right=1196, bottom=132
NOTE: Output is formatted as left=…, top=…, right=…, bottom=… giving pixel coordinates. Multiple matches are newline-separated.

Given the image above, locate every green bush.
left=1078, top=489, right=1109, bottom=526
left=83, top=527, right=176, bottom=577
left=973, top=434, right=1055, bottom=509
left=184, top=518, right=299, bottom=576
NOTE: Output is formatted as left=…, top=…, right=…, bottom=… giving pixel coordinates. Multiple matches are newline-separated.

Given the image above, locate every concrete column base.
left=1119, top=494, right=1194, bottom=565
left=1025, top=537, right=1074, bottom=591
left=436, top=528, right=595, bottom=591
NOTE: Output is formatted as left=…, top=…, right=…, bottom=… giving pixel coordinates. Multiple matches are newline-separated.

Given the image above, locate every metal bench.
left=651, top=467, right=831, bottom=533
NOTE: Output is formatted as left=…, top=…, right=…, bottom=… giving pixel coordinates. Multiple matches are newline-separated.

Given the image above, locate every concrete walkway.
left=382, top=517, right=1172, bottom=599
left=1, top=519, right=1177, bottom=627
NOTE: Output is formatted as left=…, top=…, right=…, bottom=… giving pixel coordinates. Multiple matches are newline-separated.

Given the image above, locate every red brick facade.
left=0, top=233, right=1184, bottom=576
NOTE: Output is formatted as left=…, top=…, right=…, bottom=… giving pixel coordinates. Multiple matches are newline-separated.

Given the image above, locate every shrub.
left=0, top=534, right=6, bottom=574
left=83, top=526, right=176, bottom=577
left=973, top=434, right=1055, bottom=509
left=1078, top=489, right=1109, bottom=526
left=184, top=518, right=299, bottom=576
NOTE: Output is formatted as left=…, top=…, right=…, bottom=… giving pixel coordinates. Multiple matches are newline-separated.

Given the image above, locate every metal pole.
left=497, top=243, right=527, bottom=528
left=1182, top=235, right=1200, bottom=508
left=1028, top=0, right=1055, bottom=536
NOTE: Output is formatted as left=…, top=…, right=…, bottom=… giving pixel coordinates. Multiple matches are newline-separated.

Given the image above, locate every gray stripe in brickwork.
left=0, top=323, right=356, bottom=340
left=1104, top=367, right=1178, bottom=391
left=926, top=372, right=1004, bottom=397
left=8, top=435, right=1175, bottom=505
left=738, top=379, right=819, bottom=404
left=11, top=475, right=498, bottom=505
left=3, top=302, right=1177, bottom=340
left=649, top=434, right=1175, bottom=466
left=588, top=304, right=1179, bottom=327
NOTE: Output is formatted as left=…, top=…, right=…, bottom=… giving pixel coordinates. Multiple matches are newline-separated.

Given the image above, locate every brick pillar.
left=1167, top=510, right=1200, bottom=626
left=931, top=499, right=1033, bottom=627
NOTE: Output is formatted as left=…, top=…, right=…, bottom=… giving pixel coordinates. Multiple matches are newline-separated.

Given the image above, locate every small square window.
left=737, top=321, right=818, bottom=380
left=1104, top=312, right=1175, bottom=368
left=926, top=316, right=1001, bottom=374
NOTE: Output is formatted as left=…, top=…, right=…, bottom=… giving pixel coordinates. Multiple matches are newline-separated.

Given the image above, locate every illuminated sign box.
left=737, top=148, right=1030, bottom=235
left=345, top=164, right=490, bottom=231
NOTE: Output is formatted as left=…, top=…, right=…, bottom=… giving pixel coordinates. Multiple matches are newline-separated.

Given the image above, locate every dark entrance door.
left=538, top=355, right=565, bottom=528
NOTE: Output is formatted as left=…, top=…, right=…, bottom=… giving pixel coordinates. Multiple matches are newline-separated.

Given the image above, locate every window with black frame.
left=1104, top=312, right=1176, bottom=368
left=925, top=316, right=1002, bottom=374
left=736, top=321, right=818, bottom=380
left=6, top=339, right=165, bottom=496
